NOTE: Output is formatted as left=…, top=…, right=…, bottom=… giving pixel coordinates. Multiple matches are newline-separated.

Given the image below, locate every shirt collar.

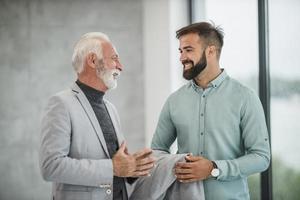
left=190, top=69, right=228, bottom=91
left=209, top=69, right=228, bottom=88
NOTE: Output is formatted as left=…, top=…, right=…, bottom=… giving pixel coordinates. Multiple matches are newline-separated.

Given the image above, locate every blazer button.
left=106, top=189, right=112, bottom=195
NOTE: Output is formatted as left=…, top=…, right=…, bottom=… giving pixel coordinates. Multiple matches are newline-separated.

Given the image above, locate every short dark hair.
left=176, top=21, right=224, bottom=57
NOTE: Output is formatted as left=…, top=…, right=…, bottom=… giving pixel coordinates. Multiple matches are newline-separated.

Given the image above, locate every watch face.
left=211, top=168, right=220, bottom=177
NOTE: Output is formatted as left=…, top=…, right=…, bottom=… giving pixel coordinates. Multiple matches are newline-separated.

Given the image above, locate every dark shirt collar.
left=76, top=80, right=105, bottom=104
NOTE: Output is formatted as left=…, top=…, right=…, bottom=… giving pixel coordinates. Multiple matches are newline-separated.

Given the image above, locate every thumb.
left=118, top=141, right=127, bottom=153
left=185, top=155, right=201, bottom=162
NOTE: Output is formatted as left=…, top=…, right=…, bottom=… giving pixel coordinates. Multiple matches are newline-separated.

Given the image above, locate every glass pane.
left=269, top=0, right=300, bottom=199
left=193, top=0, right=260, bottom=199
left=204, top=0, right=259, bottom=92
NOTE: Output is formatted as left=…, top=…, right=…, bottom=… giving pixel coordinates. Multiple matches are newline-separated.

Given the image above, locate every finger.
left=118, top=141, right=126, bottom=152
left=124, top=146, right=129, bottom=155
left=178, top=178, right=198, bottom=183
left=175, top=173, right=195, bottom=180
left=174, top=168, right=192, bottom=174
left=136, top=156, right=155, bottom=166
left=131, top=170, right=151, bottom=177
left=185, top=155, right=201, bottom=162
left=133, top=148, right=153, bottom=159
left=175, top=162, right=192, bottom=169
left=136, top=162, right=155, bottom=171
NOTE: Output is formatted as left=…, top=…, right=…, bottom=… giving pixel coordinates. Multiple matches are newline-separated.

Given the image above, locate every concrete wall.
left=143, top=0, right=188, bottom=146
left=0, top=0, right=144, bottom=199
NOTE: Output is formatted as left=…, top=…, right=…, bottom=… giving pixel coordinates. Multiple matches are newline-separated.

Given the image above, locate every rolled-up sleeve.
left=216, top=90, right=270, bottom=181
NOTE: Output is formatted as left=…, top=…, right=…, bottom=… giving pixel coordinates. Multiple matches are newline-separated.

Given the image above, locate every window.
left=269, top=0, right=300, bottom=199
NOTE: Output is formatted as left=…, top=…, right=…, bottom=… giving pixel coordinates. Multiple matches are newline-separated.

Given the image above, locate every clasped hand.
left=112, top=141, right=155, bottom=177
left=174, top=155, right=213, bottom=183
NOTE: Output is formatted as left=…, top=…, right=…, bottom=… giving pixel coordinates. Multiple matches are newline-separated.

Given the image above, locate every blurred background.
left=0, top=0, right=299, bottom=199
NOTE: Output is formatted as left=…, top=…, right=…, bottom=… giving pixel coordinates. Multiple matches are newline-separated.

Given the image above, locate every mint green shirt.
left=151, top=70, right=270, bottom=200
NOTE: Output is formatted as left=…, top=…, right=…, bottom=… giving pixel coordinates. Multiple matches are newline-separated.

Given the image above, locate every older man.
left=39, top=32, right=155, bottom=200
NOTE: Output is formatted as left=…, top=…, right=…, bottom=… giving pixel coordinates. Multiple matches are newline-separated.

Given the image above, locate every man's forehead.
left=102, top=41, right=118, bottom=55
left=179, top=33, right=201, bottom=47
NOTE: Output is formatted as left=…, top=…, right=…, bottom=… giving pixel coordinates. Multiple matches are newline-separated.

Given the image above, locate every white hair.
left=72, top=32, right=110, bottom=74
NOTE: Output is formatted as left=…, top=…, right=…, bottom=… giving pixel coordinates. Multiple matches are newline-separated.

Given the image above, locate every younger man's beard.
left=183, top=50, right=207, bottom=80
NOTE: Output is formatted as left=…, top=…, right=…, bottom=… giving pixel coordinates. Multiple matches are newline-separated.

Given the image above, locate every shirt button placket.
left=199, top=92, right=206, bottom=156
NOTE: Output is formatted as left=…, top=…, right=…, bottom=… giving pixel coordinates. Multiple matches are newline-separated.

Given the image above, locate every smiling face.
left=96, top=42, right=123, bottom=90
left=179, top=33, right=207, bottom=80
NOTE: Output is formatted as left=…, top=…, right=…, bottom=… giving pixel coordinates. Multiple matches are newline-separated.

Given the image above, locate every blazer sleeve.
left=39, top=94, right=113, bottom=187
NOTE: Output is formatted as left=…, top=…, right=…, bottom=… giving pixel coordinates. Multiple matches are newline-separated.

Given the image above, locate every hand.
left=133, top=147, right=156, bottom=174
left=174, top=155, right=213, bottom=183
left=112, top=142, right=155, bottom=177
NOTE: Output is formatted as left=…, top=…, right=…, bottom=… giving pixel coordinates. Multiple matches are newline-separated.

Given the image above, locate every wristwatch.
left=210, top=161, right=220, bottom=177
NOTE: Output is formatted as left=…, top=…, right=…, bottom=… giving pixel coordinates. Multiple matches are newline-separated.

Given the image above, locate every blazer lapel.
left=71, top=83, right=110, bottom=158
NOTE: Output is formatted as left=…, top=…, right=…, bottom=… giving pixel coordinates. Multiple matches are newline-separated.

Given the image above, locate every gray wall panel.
left=0, top=0, right=144, bottom=199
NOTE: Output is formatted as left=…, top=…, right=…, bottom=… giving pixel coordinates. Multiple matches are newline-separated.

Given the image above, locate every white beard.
left=96, top=66, right=121, bottom=90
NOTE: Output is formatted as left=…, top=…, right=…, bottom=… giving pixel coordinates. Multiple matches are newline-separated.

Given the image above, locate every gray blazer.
left=39, top=83, right=124, bottom=200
